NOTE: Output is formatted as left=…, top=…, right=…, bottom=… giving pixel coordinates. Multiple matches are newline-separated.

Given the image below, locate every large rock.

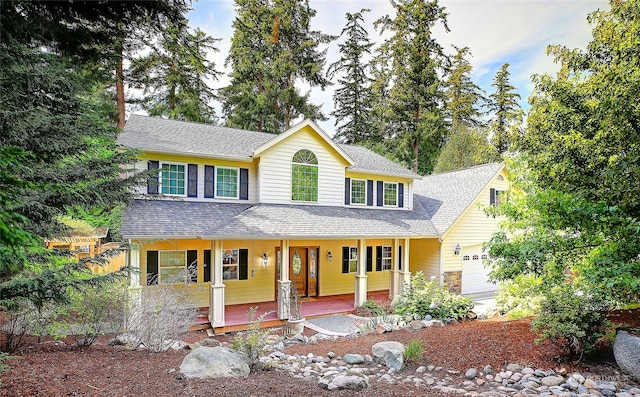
left=614, top=330, right=640, bottom=381
left=372, top=341, right=405, bottom=362
left=179, top=346, right=250, bottom=379
left=383, top=349, right=404, bottom=371
left=318, top=373, right=370, bottom=391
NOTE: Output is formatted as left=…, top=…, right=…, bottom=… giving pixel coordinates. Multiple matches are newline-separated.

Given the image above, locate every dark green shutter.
left=187, top=164, right=198, bottom=197
left=377, top=181, right=383, bottom=206
left=366, top=246, right=373, bottom=272
left=398, top=183, right=404, bottom=208
left=239, top=248, right=249, bottom=280
left=204, top=165, right=215, bottom=198
left=239, top=168, right=249, bottom=200
left=344, top=178, right=350, bottom=205
left=146, top=251, right=158, bottom=285
left=367, top=180, right=373, bottom=206
left=342, top=247, right=349, bottom=273
left=376, top=246, right=382, bottom=271
left=147, top=161, right=159, bottom=194
left=187, top=250, right=198, bottom=283
left=203, top=250, right=211, bottom=283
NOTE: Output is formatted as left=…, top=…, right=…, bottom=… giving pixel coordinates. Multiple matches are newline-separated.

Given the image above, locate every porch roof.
left=121, top=199, right=439, bottom=240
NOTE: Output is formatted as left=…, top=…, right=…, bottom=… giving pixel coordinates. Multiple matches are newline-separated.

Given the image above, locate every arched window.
left=291, top=149, right=318, bottom=202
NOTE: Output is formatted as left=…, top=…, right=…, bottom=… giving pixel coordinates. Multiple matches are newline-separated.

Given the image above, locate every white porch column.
left=277, top=240, right=291, bottom=320
left=354, top=239, right=368, bottom=307
left=400, top=238, right=412, bottom=294
left=127, top=242, right=141, bottom=288
left=209, top=240, right=226, bottom=327
left=389, top=238, right=402, bottom=298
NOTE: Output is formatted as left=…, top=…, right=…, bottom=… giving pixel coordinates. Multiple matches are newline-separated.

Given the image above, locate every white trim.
left=214, top=166, right=240, bottom=200
left=350, top=178, right=367, bottom=206
left=290, top=150, right=319, bottom=203
left=382, top=181, right=399, bottom=208
left=157, top=250, right=187, bottom=284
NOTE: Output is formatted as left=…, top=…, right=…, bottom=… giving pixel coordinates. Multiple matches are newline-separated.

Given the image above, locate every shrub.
left=232, top=307, right=275, bottom=367
left=532, top=283, right=610, bottom=359
left=495, top=274, right=543, bottom=319
left=47, top=281, right=125, bottom=347
left=357, top=299, right=388, bottom=317
left=395, top=272, right=473, bottom=321
left=404, top=339, right=424, bottom=363
left=124, top=285, right=198, bottom=352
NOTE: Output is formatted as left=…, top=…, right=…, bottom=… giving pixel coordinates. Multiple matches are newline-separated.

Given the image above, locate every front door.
left=275, top=246, right=319, bottom=298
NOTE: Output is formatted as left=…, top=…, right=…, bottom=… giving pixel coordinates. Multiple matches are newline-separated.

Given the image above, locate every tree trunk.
left=115, top=29, right=126, bottom=130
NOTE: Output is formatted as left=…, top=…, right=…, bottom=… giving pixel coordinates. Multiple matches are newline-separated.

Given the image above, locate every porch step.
left=190, top=307, right=211, bottom=331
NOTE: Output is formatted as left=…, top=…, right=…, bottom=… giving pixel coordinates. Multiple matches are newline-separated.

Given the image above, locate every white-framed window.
left=160, top=162, right=186, bottom=196
left=350, top=179, right=366, bottom=205
left=159, top=250, right=186, bottom=284
left=383, top=182, right=398, bottom=207
left=381, top=246, right=392, bottom=270
left=223, top=249, right=239, bottom=280
left=291, top=149, right=318, bottom=202
left=78, top=245, right=91, bottom=253
left=342, top=246, right=358, bottom=273
left=216, top=166, right=239, bottom=199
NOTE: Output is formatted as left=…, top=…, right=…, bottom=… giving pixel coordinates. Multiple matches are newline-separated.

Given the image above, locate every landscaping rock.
left=179, top=347, right=250, bottom=379
left=371, top=341, right=405, bottom=363
left=465, top=368, right=478, bottom=380
left=343, top=354, right=365, bottom=364
left=383, top=349, right=404, bottom=371
left=614, top=330, right=640, bottom=381
left=318, top=373, right=369, bottom=391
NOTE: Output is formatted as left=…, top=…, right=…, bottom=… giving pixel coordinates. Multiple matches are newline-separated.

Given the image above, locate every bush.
left=47, top=282, right=125, bottom=347
left=357, top=299, right=389, bottom=317
left=232, top=307, right=274, bottom=367
left=404, top=339, right=424, bottom=363
left=124, top=286, right=198, bottom=352
left=495, top=274, right=543, bottom=319
left=395, top=272, right=473, bottom=321
left=532, top=283, right=610, bottom=359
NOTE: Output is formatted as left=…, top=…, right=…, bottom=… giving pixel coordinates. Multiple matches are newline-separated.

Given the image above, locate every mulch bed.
left=1, top=309, right=638, bottom=397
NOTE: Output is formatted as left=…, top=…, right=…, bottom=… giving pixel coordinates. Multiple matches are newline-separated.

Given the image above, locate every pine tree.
left=221, top=0, right=334, bottom=133
left=487, top=63, right=522, bottom=154
left=445, top=46, right=486, bottom=129
left=374, top=0, right=450, bottom=174
left=129, top=20, right=220, bottom=123
left=327, top=9, right=375, bottom=144
left=433, top=126, right=497, bottom=173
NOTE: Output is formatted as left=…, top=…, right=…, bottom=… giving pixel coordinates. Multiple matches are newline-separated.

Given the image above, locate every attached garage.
left=461, top=249, right=498, bottom=296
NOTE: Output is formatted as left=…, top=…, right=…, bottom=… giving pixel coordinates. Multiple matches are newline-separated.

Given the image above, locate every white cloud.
left=188, top=0, right=608, bottom=132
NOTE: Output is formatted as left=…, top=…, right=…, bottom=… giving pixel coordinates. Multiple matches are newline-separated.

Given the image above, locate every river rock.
left=343, top=354, right=365, bottom=364
left=372, top=341, right=405, bottom=363
left=179, top=346, right=250, bottom=379
left=613, top=330, right=640, bottom=381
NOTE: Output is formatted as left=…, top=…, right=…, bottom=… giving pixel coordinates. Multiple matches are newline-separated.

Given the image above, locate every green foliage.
left=221, top=0, right=333, bottom=133
left=433, top=125, right=498, bottom=173
left=445, top=46, right=486, bottom=129
left=404, top=339, right=424, bottom=363
left=47, top=282, right=125, bottom=347
left=129, top=20, right=220, bottom=123
left=495, top=274, right=543, bottom=319
left=395, top=272, right=473, bottom=321
left=487, top=63, right=522, bottom=155
left=373, top=0, right=450, bottom=174
left=232, top=307, right=275, bottom=366
left=532, top=283, right=610, bottom=358
left=327, top=9, right=376, bottom=144
left=357, top=299, right=388, bottom=317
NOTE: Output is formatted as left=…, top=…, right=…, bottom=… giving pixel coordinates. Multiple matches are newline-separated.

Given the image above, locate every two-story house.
left=117, top=115, right=508, bottom=328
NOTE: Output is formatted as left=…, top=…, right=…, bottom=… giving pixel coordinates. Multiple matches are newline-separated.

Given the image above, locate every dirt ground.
left=1, top=309, right=638, bottom=397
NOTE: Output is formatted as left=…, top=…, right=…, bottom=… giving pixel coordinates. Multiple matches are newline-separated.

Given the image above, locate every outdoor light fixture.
left=454, top=244, right=461, bottom=256
left=262, top=252, right=269, bottom=266
left=327, top=250, right=333, bottom=262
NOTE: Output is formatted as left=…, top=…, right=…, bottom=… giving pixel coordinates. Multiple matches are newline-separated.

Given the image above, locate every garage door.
left=461, top=252, right=498, bottom=296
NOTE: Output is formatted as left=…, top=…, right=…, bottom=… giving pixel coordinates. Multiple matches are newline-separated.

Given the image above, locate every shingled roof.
left=413, top=162, right=505, bottom=234
left=117, top=115, right=420, bottom=178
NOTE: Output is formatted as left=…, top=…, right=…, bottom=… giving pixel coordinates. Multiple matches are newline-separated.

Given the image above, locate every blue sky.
left=187, top=0, right=608, bottom=133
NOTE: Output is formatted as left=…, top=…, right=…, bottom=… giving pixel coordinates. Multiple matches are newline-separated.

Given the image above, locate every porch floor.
left=213, top=290, right=390, bottom=333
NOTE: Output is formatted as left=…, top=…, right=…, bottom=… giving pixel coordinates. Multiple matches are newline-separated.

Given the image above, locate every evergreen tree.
left=445, top=46, right=486, bottom=129
left=487, top=63, right=522, bottom=154
left=374, top=0, right=450, bottom=174
left=221, top=0, right=334, bottom=133
left=327, top=9, right=375, bottom=144
left=129, top=20, right=220, bottom=123
left=0, top=1, right=178, bottom=307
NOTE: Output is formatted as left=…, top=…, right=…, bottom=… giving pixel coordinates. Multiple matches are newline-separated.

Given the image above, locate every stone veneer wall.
left=443, top=271, right=462, bottom=294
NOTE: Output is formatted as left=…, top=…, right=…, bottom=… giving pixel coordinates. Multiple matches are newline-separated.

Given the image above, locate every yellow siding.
left=257, top=126, right=349, bottom=206
left=441, top=168, right=509, bottom=273
left=137, top=152, right=259, bottom=203
left=409, top=238, right=441, bottom=280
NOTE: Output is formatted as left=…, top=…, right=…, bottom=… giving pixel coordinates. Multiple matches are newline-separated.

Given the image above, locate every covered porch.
left=214, top=290, right=390, bottom=333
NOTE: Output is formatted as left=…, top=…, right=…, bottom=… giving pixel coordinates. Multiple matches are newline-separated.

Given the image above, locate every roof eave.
left=346, top=168, right=422, bottom=180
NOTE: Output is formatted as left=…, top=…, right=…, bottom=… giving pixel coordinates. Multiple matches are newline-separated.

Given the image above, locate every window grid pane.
left=223, top=249, right=239, bottom=280
left=158, top=251, right=186, bottom=284
left=216, top=168, right=238, bottom=198
left=382, top=246, right=392, bottom=270
left=161, top=164, right=185, bottom=195
left=292, top=163, right=318, bottom=201
left=383, top=182, right=398, bottom=206
left=349, top=247, right=357, bottom=273
left=351, top=179, right=366, bottom=205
